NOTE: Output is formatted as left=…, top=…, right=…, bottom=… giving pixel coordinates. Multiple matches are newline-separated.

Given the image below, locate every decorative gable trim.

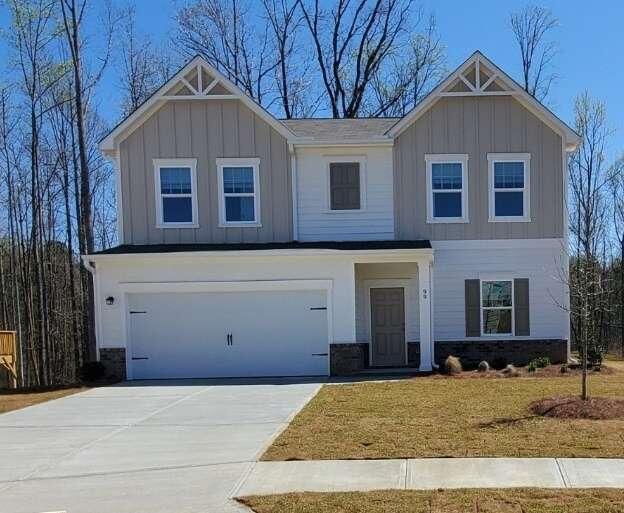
left=99, top=55, right=295, bottom=157
left=386, top=51, right=580, bottom=152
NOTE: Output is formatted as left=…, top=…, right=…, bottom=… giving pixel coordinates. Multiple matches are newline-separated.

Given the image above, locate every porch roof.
left=92, top=240, right=431, bottom=255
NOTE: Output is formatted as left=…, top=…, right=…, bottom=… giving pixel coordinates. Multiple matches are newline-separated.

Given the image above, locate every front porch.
left=330, top=254, right=433, bottom=375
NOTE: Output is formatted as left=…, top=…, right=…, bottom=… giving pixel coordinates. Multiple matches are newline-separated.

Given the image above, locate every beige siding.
left=119, top=100, right=292, bottom=244
left=393, top=96, right=564, bottom=240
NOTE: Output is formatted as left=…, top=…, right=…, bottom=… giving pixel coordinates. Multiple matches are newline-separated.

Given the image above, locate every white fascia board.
left=386, top=51, right=580, bottom=151
left=99, top=55, right=295, bottom=157
left=83, top=247, right=434, bottom=263
left=290, top=137, right=394, bottom=148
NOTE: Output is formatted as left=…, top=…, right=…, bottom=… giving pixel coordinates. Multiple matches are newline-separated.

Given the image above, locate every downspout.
left=289, top=143, right=299, bottom=241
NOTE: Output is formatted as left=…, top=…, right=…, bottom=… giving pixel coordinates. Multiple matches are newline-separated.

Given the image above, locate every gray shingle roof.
left=282, top=118, right=399, bottom=140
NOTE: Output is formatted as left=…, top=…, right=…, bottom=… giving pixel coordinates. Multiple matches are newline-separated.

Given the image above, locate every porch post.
left=417, top=259, right=432, bottom=371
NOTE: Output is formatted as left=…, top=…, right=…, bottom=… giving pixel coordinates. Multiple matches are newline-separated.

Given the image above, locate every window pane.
left=223, top=167, right=254, bottom=194
left=162, top=197, right=193, bottom=223
left=433, top=191, right=462, bottom=218
left=225, top=196, right=255, bottom=222
left=432, top=162, right=462, bottom=190
left=160, top=167, right=191, bottom=194
left=495, top=191, right=524, bottom=217
left=481, top=281, right=512, bottom=307
left=482, top=309, right=512, bottom=334
left=494, top=161, right=524, bottom=188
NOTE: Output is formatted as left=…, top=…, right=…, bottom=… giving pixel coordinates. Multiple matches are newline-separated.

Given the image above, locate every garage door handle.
left=131, top=357, right=149, bottom=360
left=312, top=353, right=328, bottom=357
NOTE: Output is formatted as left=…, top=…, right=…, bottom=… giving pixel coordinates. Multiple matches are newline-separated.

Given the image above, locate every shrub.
left=535, top=356, right=551, bottom=368
left=80, top=361, right=106, bottom=382
left=527, top=361, right=537, bottom=373
left=477, top=361, right=490, bottom=372
left=444, top=355, right=462, bottom=375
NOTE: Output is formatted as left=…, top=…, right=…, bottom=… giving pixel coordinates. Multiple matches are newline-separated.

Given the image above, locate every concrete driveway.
left=0, top=379, right=321, bottom=513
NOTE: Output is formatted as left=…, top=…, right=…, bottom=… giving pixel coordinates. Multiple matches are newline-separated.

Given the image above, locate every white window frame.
left=480, top=278, right=514, bottom=337
left=154, top=158, right=199, bottom=228
left=216, top=157, right=261, bottom=227
left=425, top=154, right=469, bottom=223
left=488, top=153, right=531, bottom=222
left=324, top=155, right=367, bottom=213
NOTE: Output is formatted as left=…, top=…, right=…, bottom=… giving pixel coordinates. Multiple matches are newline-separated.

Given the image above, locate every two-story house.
left=89, top=51, right=580, bottom=380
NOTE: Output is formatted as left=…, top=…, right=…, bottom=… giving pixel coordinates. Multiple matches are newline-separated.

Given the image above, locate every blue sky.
left=1, top=0, right=623, bottom=160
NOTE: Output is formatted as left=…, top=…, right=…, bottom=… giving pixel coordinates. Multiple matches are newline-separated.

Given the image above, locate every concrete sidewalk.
left=235, top=458, right=624, bottom=497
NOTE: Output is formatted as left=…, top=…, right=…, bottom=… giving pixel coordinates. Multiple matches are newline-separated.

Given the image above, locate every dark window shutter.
left=465, top=279, right=480, bottom=337
left=514, top=278, right=530, bottom=336
left=330, top=162, right=360, bottom=210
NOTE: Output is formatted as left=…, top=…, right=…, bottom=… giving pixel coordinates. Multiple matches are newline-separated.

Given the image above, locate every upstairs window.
left=217, top=158, right=260, bottom=226
left=154, top=159, right=198, bottom=227
left=329, top=162, right=361, bottom=210
left=426, top=154, right=469, bottom=223
left=488, top=154, right=530, bottom=222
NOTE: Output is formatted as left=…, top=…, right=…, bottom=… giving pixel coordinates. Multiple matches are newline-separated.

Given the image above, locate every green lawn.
left=239, top=489, right=624, bottom=513
left=263, top=362, right=624, bottom=460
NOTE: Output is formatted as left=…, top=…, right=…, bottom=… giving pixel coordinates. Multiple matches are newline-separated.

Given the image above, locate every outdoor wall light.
left=105, top=296, right=115, bottom=306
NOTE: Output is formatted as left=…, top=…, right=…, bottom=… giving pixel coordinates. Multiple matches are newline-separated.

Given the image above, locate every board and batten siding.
left=393, top=96, right=564, bottom=240
left=296, top=146, right=394, bottom=241
left=119, top=99, right=292, bottom=244
left=432, top=240, right=568, bottom=341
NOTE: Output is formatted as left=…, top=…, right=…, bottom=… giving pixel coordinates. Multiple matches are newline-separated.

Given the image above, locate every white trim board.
left=425, top=153, right=469, bottom=224
left=99, top=55, right=295, bottom=157
left=153, top=158, right=199, bottom=229
left=386, top=51, right=580, bottom=152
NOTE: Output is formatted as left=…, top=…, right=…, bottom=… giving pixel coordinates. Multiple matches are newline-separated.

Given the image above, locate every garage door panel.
left=128, top=289, right=328, bottom=379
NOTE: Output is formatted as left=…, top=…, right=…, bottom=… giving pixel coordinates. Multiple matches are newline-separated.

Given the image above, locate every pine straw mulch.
left=434, top=363, right=615, bottom=380
left=530, top=394, right=624, bottom=420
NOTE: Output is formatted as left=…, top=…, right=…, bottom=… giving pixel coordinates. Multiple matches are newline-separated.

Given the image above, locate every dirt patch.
left=530, top=395, right=624, bottom=420
left=0, top=386, right=88, bottom=414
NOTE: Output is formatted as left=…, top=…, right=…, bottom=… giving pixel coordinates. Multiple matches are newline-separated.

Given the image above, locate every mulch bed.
left=433, top=364, right=615, bottom=380
left=530, top=395, right=624, bottom=420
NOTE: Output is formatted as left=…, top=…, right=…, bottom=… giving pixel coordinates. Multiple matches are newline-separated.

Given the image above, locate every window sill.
left=156, top=223, right=199, bottom=229
left=426, top=217, right=470, bottom=224
left=488, top=216, right=531, bottom=223
left=218, top=222, right=262, bottom=228
left=323, top=208, right=366, bottom=214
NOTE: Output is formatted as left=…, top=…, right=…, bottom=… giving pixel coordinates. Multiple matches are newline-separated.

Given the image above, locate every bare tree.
left=608, top=157, right=624, bottom=356
left=298, top=0, right=415, bottom=118
left=567, top=92, right=613, bottom=399
left=365, top=13, right=445, bottom=117
left=510, top=5, right=558, bottom=101
left=175, top=0, right=278, bottom=105
left=118, top=5, right=175, bottom=115
left=261, top=0, right=317, bottom=118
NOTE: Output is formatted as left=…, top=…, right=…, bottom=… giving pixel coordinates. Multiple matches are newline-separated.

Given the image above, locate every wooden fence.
left=0, top=331, right=17, bottom=388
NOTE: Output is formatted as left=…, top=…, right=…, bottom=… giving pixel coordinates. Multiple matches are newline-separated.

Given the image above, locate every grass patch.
left=0, top=386, right=87, bottom=414
left=239, top=489, right=624, bottom=513
left=263, top=362, right=624, bottom=460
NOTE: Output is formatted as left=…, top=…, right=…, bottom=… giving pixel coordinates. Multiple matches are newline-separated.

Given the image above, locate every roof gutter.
left=84, top=247, right=434, bottom=262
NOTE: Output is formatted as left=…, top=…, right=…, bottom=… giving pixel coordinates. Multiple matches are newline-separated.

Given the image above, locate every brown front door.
left=370, top=287, right=406, bottom=367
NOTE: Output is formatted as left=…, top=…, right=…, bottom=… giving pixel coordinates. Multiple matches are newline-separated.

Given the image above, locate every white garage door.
left=128, top=289, right=329, bottom=379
